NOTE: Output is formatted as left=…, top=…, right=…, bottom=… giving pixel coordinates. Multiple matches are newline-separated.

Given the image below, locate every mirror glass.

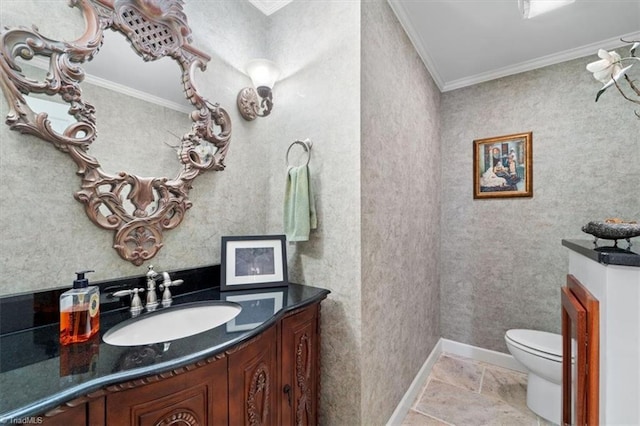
left=22, top=30, right=198, bottom=178
left=15, top=58, right=84, bottom=135
left=81, top=30, right=191, bottom=178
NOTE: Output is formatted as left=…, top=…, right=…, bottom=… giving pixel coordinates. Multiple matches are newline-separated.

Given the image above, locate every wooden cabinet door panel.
left=562, top=274, right=599, bottom=426
left=106, top=357, right=228, bottom=426
left=281, top=305, right=319, bottom=426
left=135, top=385, right=207, bottom=426
left=228, top=325, right=278, bottom=426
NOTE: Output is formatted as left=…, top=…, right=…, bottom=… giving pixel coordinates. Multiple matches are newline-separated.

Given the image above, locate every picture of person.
left=508, top=158, right=516, bottom=177
left=473, top=132, right=532, bottom=199
left=492, top=147, right=502, bottom=167
left=480, top=144, right=521, bottom=191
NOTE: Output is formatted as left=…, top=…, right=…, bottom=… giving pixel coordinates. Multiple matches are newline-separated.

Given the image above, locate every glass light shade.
left=245, top=59, right=281, bottom=89
left=518, top=0, right=575, bottom=19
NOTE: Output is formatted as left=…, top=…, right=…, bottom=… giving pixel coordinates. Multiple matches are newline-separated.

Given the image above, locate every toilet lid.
left=506, top=329, right=562, bottom=357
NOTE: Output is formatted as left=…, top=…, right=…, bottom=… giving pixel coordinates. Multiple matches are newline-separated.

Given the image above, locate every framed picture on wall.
left=473, top=132, right=533, bottom=199
left=220, top=235, right=288, bottom=291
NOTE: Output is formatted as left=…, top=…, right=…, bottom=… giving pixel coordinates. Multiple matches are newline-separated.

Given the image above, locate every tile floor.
left=401, top=353, right=554, bottom=426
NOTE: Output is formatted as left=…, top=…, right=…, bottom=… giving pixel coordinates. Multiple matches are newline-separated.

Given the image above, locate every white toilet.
left=505, top=329, right=563, bottom=424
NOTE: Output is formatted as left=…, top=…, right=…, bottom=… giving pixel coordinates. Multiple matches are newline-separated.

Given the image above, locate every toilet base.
left=526, top=373, right=561, bottom=425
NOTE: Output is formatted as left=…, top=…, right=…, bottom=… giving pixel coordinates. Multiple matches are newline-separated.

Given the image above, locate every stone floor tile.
left=401, top=410, right=452, bottom=426
left=415, top=379, right=539, bottom=426
left=480, top=364, right=532, bottom=416
left=429, top=354, right=484, bottom=392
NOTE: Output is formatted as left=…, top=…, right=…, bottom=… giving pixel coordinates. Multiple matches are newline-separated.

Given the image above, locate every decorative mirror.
left=0, top=0, right=231, bottom=265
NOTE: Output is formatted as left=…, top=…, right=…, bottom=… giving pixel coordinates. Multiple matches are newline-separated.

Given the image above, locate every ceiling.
left=386, top=0, right=640, bottom=92
left=75, top=0, right=640, bottom=106
left=248, top=0, right=294, bottom=15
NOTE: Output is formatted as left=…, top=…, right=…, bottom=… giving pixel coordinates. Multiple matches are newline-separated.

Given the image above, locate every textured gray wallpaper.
left=440, top=57, right=640, bottom=352
left=264, top=2, right=363, bottom=424
left=360, top=1, right=441, bottom=424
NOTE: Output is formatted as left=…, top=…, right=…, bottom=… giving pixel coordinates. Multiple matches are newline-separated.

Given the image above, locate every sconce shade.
left=518, top=0, right=575, bottom=19
left=238, top=59, right=280, bottom=121
left=246, top=59, right=280, bottom=90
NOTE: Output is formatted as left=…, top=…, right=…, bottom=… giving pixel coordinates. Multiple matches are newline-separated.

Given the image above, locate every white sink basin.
left=103, top=301, right=242, bottom=346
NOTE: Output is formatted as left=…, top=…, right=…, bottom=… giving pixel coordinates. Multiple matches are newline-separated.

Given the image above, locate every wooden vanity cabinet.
left=105, top=355, right=228, bottom=425
left=228, top=325, right=279, bottom=425
left=39, top=301, right=324, bottom=426
left=280, top=303, right=320, bottom=426
left=227, top=304, right=322, bottom=426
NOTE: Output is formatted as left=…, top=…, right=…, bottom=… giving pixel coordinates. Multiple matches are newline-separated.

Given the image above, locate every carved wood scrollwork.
left=0, top=0, right=231, bottom=265
left=247, top=362, right=270, bottom=426
left=296, top=332, right=312, bottom=425
left=155, top=409, right=200, bottom=426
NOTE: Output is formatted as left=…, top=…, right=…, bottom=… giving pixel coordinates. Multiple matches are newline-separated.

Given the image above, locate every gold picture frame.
left=473, top=132, right=533, bottom=199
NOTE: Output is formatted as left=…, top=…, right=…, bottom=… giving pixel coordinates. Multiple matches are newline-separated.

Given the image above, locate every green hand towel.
left=284, top=165, right=317, bottom=242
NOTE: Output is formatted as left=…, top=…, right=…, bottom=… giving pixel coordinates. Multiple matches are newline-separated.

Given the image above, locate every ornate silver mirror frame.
left=0, top=0, right=231, bottom=265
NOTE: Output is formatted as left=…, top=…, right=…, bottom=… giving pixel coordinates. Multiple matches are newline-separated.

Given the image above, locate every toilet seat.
left=505, top=329, right=562, bottom=362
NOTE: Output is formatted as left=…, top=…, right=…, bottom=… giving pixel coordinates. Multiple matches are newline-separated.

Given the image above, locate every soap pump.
left=59, top=270, right=100, bottom=345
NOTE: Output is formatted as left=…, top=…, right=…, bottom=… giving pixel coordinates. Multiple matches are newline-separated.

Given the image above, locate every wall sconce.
left=518, top=0, right=575, bottom=19
left=237, top=59, right=281, bottom=121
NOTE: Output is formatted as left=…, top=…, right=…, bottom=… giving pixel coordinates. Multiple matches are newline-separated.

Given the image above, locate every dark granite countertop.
left=562, top=239, right=640, bottom=267
left=0, top=265, right=329, bottom=423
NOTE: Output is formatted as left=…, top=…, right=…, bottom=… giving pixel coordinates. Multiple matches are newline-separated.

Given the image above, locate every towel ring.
left=286, top=139, right=312, bottom=167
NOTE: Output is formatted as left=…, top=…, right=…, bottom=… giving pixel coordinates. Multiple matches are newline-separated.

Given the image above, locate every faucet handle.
left=159, top=273, right=183, bottom=307
left=160, top=279, right=184, bottom=288
left=112, top=288, right=145, bottom=316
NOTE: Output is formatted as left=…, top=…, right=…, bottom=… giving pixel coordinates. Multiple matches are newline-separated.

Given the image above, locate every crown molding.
left=388, top=0, right=640, bottom=93
left=387, top=0, right=446, bottom=91
left=442, top=31, right=640, bottom=92
left=247, top=0, right=294, bottom=16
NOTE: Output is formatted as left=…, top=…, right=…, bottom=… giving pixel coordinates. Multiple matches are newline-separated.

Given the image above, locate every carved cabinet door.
left=228, top=325, right=279, bottom=426
left=281, top=304, right=319, bottom=426
left=105, top=356, right=228, bottom=426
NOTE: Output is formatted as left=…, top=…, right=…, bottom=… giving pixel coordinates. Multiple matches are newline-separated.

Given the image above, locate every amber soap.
left=59, top=271, right=100, bottom=345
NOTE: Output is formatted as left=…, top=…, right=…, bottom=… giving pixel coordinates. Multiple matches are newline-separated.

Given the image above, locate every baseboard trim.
left=441, top=339, right=526, bottom=373
left=386, top=339, right=443, bottom=425
left=386, top=338, right=526, bottom=425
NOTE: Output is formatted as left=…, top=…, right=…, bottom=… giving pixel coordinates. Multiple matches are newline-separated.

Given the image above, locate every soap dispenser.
left=59, top=270, right=100, bottom=345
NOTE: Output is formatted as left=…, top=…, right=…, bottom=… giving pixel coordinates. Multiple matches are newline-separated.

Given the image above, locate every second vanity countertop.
left=562, top=239, right=640, bottom=267
left=0, top=279, right=329, bottom=422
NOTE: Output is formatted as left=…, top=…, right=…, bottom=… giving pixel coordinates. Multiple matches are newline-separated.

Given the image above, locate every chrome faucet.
left=146, top=265, right=184, bottom=309
left=112, top=265, right=183, bottom=315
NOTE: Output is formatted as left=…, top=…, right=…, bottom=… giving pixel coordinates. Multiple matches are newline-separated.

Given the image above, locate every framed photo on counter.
left=220, top=235, right=288, bottom=291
